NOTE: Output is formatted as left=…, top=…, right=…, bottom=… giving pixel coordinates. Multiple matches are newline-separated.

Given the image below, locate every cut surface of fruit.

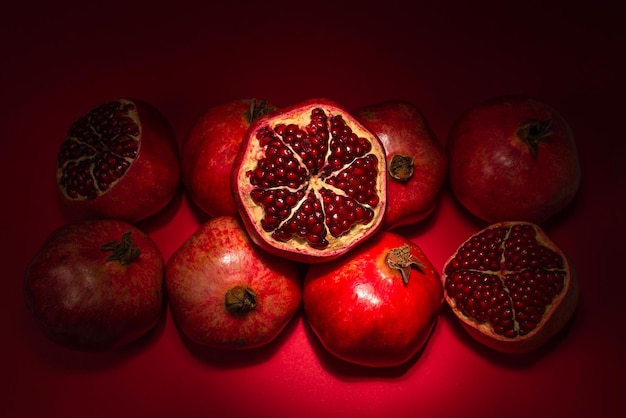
left=232, top=98, right=387, bottom=263
left=58, top=100, right=141, bottom=200
left=442, top=221, right=578, bottom=353
left=56, top=98, right=180, bottom=223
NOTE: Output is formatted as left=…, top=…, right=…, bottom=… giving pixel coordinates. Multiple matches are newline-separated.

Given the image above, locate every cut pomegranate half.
left=56, top=99, right=180, bottom=223
left=442, top=221, right=579, bottom=353
left=232, top=98, right=387, bottom=263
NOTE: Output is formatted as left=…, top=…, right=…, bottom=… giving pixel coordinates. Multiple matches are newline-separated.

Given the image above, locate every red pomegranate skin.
left=23, top=220, right=165, bottom=351
left=181, top=99, right=277, bottom=218
left=447, top=95, right=581, bottom=224
left=303, top=232, right=443, bottom=367
left=354, top=100, right=448, bottom=230
left=165, top=216, right=302, bottom=349
left=57, top=99, right=181, bottom=223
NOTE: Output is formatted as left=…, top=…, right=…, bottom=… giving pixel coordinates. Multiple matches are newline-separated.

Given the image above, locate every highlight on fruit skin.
left=231, top=98, right=387, bottom=264
left=441, top=221, right=579, bottom=354
left=303, top=231, right=444, bottom=367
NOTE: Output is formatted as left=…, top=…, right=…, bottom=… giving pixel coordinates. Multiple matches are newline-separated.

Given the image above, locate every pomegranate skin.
left=181, top=99, right=277, bottom=218
left=447, top=95, right=581, bottom=224
left=231, top=98, right=387, bottom=264
left=57, top=99, right=181, bottom=223
left=442, top=221, right=579, bottom=354
left=24, top=220, right=165, bottom=351
left=354, top=100, right=448, bottom=230
left=304, top=232, right=443, bottom=367
left=165, top=216, right=302, bottom=349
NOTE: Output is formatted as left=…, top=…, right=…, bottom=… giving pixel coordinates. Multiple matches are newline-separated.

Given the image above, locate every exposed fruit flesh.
left=57, top=100, right=140, bottom=199
left=444, top=223, right=568, bottom=338
left=235, top=101, right=386, bottom=260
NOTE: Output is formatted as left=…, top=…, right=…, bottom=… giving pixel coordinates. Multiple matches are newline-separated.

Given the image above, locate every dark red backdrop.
left=3, top=1, right=624, bottom=417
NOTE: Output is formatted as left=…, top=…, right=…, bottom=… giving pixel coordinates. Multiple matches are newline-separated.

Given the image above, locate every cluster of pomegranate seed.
left=275, top=108, right=329, bottom=174
left=325, top=154, right=380, bottom=207
left=444, top=223, right=567, bottom=338
left=245, top=107, right=382, bottom=250
left=57, top=101, right=140, bottom=199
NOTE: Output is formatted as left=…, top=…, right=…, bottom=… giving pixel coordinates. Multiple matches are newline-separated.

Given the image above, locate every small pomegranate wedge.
left=56, top=99, right=180, bottom=223
left=232, top=98, right=387, bottom=263
left=442, top=222, right=579, bottom=354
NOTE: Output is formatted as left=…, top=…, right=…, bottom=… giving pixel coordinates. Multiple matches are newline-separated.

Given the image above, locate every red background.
left=3, top=1, right=624, bottom=417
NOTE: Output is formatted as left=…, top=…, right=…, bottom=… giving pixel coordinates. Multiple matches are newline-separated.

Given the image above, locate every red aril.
left=24, top=220, right=165, bottom=351
left=447, top=95, right=581, bottom=224
left=304, top=231, right=443, bottom=367
left=354, top=100, right=447, bottom=230
left=181, top=99, right=277, bottom=218
left=56, top=99, right=180, bottom=223
left=442, top=221, right=579, bottom=354
left=165, top=216, right=302, bottom=349
left=232, top=98, right=387, bottom=264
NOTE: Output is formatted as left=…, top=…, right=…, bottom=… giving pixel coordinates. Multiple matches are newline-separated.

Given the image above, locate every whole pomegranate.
left=447, top=95, right=581, bottom=224
left=232, top=98, right=387, bottom=264
left=165, top=216, right=302, bottom=349
left=181, top=99, right=277, bottom=218
left=56, top=99, right=181, bottom=223
left=24, top=220, right=165, bottom=351
left=303, top=232, right=443, bottom=367
left=354, top=100, right=447, bottom=230
left=442, top=221, right=578, bottom=354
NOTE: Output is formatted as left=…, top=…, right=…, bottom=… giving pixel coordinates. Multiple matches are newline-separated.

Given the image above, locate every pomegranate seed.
left=244, top=106, right=383, bottom=251
left=57, top=100, right=140, bottom=200
left=444, top=224, right=568, bottom=338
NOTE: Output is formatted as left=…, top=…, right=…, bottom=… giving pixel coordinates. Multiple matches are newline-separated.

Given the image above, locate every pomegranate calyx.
left=100, top=230, right=140, bottom=265
left=388, top=154, right=414, bottom=182
left=517, top=118, right=553, bottom=158
left=245, top=99, right=278, bottom=124
left=386, top=244, right=426, bottom=285
left=225, top=286, right=258, bottom=315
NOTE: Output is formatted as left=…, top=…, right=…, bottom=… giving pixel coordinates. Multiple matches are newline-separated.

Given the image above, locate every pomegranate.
left=23, top=220, right=165, bottom=351
left=56, top=99, right=181, bottom=223
left=181, top=99, right=277, bottom=218
left=442, top=221, right=579, bottom=354
left=232, top=98, right=387, bottom=263
left=303, top=232, right=443, bottom=367
left=447, top=95, right=581, bottom=224
left=354, top=100, right=448, bottom=230
left=165, top=216, right=302, bottom=349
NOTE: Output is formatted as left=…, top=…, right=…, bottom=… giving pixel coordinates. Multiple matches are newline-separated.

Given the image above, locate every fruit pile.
left=23, top=95, right=580, bottom=366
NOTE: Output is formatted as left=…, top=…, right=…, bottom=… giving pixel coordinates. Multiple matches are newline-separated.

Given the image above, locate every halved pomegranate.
left=442, top=221, right=578, bottom=354
left=232, top=98, right=387, bottom=263
left=56, top=99, right=180, bottom=223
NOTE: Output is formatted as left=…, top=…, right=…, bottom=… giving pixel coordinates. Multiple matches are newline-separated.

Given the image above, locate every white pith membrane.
left=236, top=103, right=386, bottom=258
left=56, top=99, right=141, bottom=200
left=443, top=222, right=569, bottom=340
